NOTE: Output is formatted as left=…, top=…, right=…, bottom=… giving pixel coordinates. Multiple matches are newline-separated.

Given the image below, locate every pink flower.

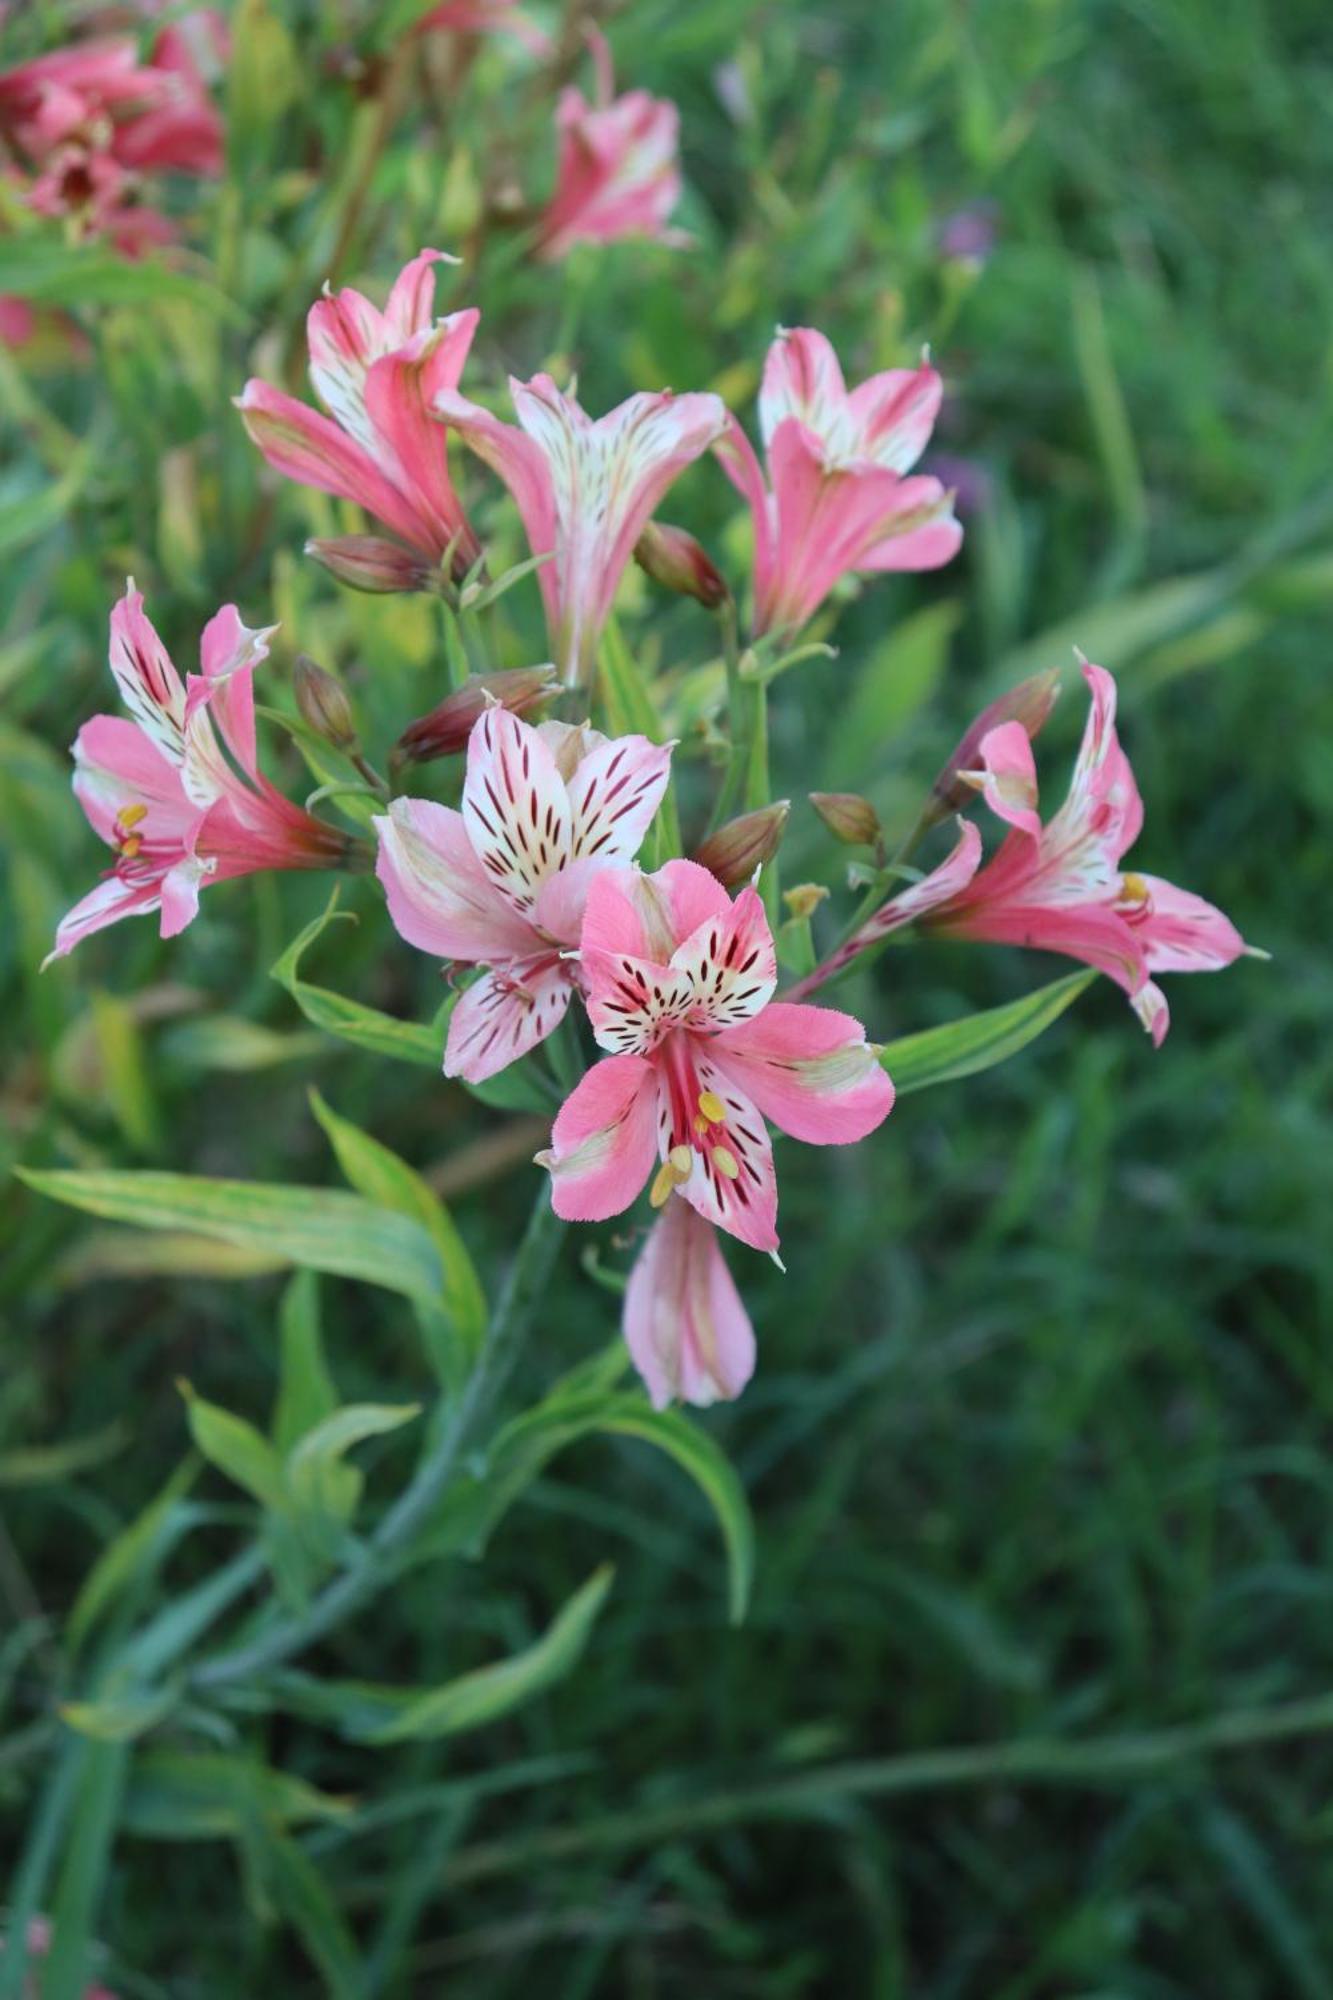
left=0, top=32, right=221, bottom=178
left=375, top=708, right=672, bottom=1082
left=48, top=585, right=349, bottom=962
left=535, top=30, right=684, bottom=262
left=624, top=1197, right=755, bottom=1409
left=414, top=0, right=551, bottom=53
left=798, top=662, right=1248, bottom=1044
left=541, top=860, right=894, bottom=1251
left=716, top=326, right=962, bottom=638
left=434, top=372, right=727, bottom=685
left=237, top=251, right=482, bottom=577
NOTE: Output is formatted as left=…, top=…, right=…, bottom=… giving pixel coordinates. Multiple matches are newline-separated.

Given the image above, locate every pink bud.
left=393, top=666, right=559, bottom=766
left=809, top=791, right=882, bottom=847
left=634, top=521, right=729, bottom=610
left=305, top=535, right=440, bottom=595
left=926, top=668, right=1061, bottom=825
left=692, top=802, right=789, bottom=887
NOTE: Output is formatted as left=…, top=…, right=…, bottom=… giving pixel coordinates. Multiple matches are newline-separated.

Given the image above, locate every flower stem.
left=190, top=1188, right=566, bottom=1691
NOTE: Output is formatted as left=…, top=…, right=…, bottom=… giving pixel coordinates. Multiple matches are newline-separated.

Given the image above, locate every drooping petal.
left=107, top=583, right=186, bottom=765
left=375, top=797, right=540, bottom=963
left=710, top=1001, right=894, bottom=1144
left=541, top=1054, right=661, bottom=1221
left=1128, top=873, right=1247, bottom=975
left=1130, top=979, right=1170, bottom=1048
left=462, top=706, right=574, bottom=921
left=47, top=870, right=165, bottom=962
left=623, top=1198, right=756, bottom=1409
left=965, top=720, right=1042, bottom=838
left=786, top=819, right=982, bottom=1000
left=236, top=380, right=444, bottom=557
left=444, top=954, right=573, bottom=1082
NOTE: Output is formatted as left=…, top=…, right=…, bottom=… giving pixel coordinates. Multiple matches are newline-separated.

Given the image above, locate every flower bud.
left=692, top=802, right=790, bottom=888
left=634, top=521, right=729, bottom=610
left=293, top=655, right=359, bottom=752
left=926, top=668, right=1061, bottom=825
left=809, top=791, right=882, bottom=848
left=393, top=665, right=558, bottom=767
left=783, top=882, right=830, bottom=922
left=305, top=534, right=439, bottom=596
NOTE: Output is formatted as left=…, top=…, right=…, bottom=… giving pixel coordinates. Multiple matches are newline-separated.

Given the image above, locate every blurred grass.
left=3, top=0, right=1333, bottom=1992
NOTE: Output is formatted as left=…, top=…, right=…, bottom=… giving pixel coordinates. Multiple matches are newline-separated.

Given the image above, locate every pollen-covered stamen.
left=649, top=1144, right=694, bottom=1208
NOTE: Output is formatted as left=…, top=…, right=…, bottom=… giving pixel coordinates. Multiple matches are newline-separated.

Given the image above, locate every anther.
left=711, top=1145, right=740, bottom=1180
left=119, top=803, right=148, bottom=829
left=697, top=1089, right=727, bottom=1123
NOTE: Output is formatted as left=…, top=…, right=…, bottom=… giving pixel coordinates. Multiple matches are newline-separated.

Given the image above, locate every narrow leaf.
left=880, top=971, right=1096, bottom=1094
left=271, top=897, right=444, bottom=1068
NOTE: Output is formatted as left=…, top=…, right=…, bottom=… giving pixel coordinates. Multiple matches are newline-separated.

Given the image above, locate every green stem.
left=191, top=1191, right=565, bottom=1691
left=435, top=1687, right=1333, bottom=1891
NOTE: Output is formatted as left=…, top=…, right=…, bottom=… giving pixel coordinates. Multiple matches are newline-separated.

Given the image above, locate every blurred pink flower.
left=238, top=250, right=483, bottom=577
left=541, top=860, right=893, bottom=1250
left=0, top=31, right=222, bottom=176
left=624, top=1196, right=755, bottom=1408
left=717, top=326, right=962, bottom=638
left=376, top=708, right=672, bottom=1082
left=434, top=372, right=727, bottom=685
left=414, top=0, right=550, bottom=53
left=535, top=29, right=685, bottom=261
left=797, top=661, right=1249, bottom=1043
left=49, top=585, right=349, bottom=961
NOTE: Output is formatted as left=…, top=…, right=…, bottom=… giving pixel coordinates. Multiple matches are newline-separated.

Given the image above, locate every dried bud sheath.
left=306, top=535, right=441, bottom=596
left=692, top=802, right=790, bottom=887
left=394, top=666, right=559, bottom=766
left=293, top=655, right=359, bottom=751
left=634, top=521, right=729, bottom=609
left=809, top=791, right=882, bottom=847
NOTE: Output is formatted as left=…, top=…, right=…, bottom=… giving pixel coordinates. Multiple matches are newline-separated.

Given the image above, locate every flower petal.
left=966, top=720, right=1042, bottom=838
left=383, top=246, right=458, bottom=344
left=1038, top=660, right=1143, bottom=891
left=47, top=871, right=162, bottom=963
left=192, top=604, right=274, bottom=778
left=362, top=313, right=481, bottom=566
left=108, top=583, right=186, bottom=765
left=565, top=731, right=672, bottom=865
left=1130, top=873, right=1247, bottom=975
left=846, top=361, right=943, bottom=473
left=375, top=796, right=540, bottom=963
left=542, top=1054, right=660, bottom=1221
left=71, top=715, right=192, bottom=845
left=711, top=1001, right=894, bottom=1144
left=785, top=819, right=983, bottom=1001
left=672, top=1047, right=779, bottom=1252
left=623, top=1198, right=756, bottom=1409
left=444, top=955, right=572, bottom=1082
left=669, top=882, right=778, bottom=1031
left=759, top=326, right=850, bottom=453
left=236, top=380, right=442, bottom=556
left=462, top=706, right=573, bottom=922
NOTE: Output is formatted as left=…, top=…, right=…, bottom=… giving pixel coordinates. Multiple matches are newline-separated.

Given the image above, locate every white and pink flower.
left=238, top=251, right=482, bottom=577
left=49, top=585, right=348, bottom=961
left=795, top=661, right=1248, bottom=1044
left=540, top=860, right=894, bottom=1252
left=375, top=707, right=672, bottom=1082
left=717, top=326, right=962, bottom=638
left=434, top=372, right=727, bottom=686
left=623, top=1197, right=755, bottom=1409
left=536, top=30, right=685, bottom=262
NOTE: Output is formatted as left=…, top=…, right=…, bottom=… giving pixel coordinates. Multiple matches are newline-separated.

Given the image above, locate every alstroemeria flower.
left=797, top=662, right=1248, bottom=1044
left=541, top=860, right=894, bottom=1251
left=536, top=30, right=685, bottom=262
left=375, top=707, right=672, bottom=1082
left=716, top=326, right=962, bottom=638
left=49, top=585, right=349, bottom=962
left=434, top=373, right=727, bottom=685
left=0, top=33, right=222, bottom=178
left=238, top=250, right=482, bottom=577
left=624, top=1196, right=755, bottom=1409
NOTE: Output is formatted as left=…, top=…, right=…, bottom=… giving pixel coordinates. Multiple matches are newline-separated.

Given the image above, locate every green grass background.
left=3, top=0, right=1333, bottom=1991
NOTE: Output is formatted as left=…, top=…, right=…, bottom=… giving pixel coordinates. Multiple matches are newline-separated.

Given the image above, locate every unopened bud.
left=926, top=668, right=1061, bottom=825
left=393, top=665, right=558, bottom=766
left=783, top=882, right=830, bottom=921
left=634, top=521, right=729, bottom=610
left=809, top=791, right=882, bottom=848
left=692, top=801, right=789, bottom=887
left=293, top=655, right=358, bottom=751
left=306, top=534, right=438, bottom=596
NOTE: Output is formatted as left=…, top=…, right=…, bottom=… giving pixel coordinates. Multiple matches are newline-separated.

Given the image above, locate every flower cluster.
left=0, top=15, right=224, bottom=255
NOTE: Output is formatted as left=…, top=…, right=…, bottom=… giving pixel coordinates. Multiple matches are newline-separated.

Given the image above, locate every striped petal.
left=462, top=707, right=573, bottom=922
left=710, top=1001, right=894, bottom=1145
left=375, top=796, right=540, bottom=963
left=108, top=583, right=186, bottom=765
left=623, top=1198, right=756, bottom=1410
left=444, top=954, right=573, bottom=1082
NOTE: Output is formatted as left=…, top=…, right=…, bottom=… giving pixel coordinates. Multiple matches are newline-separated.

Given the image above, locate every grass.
left=2, top=0, right=1333, bottom=1992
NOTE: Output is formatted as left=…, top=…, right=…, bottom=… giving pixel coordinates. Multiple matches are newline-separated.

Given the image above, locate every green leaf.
left=822, top=601, right=961, bottom=786
left=60, top=1681, right=180, bottom=1745
left=41, top=1739, right=128, bottom=2000
left=0, top=441, right=95, bottom=561
left=0, top=237, right=244, bottom=319
left=253, top=1828, right=361, bottom=2000
left=67, top=1459, right=200, bottom=1655
left=179, top=1384, right=287, bottom=1513
left=880, top=972, right=1096, bottom=1094
left=256, top=1565, right=616, bottom=1745
left=272, top=1272, right=338, bottom=1455
left=0, top=1422, right=127, bottom=1488
left=271, top=896, right=445, bottom=1068
left=286, top=1402, right=421, bottom=1525
left=17, top=1168, right=447, bottom=1306
left=119, top=1752, right=352, bottom=1841
left=310, top=1091, right=487, bottom=1366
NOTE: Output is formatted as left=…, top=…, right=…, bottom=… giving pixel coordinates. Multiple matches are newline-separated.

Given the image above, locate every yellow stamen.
left=693, top=1116, right=709, bottom=1136
left=649, top=1161, right=677, bottom=1208
left=1120, top=871, right=1148, bottom=903
left=668, top=1144, right=693, bottom=1176
left=120, top=834, right=143, bottom=859
left=119, top=802, right=148, bottom=829
left=697, top=1089, right=727, bottom=1124
left=711, top=1144, right=740, bottom=1180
